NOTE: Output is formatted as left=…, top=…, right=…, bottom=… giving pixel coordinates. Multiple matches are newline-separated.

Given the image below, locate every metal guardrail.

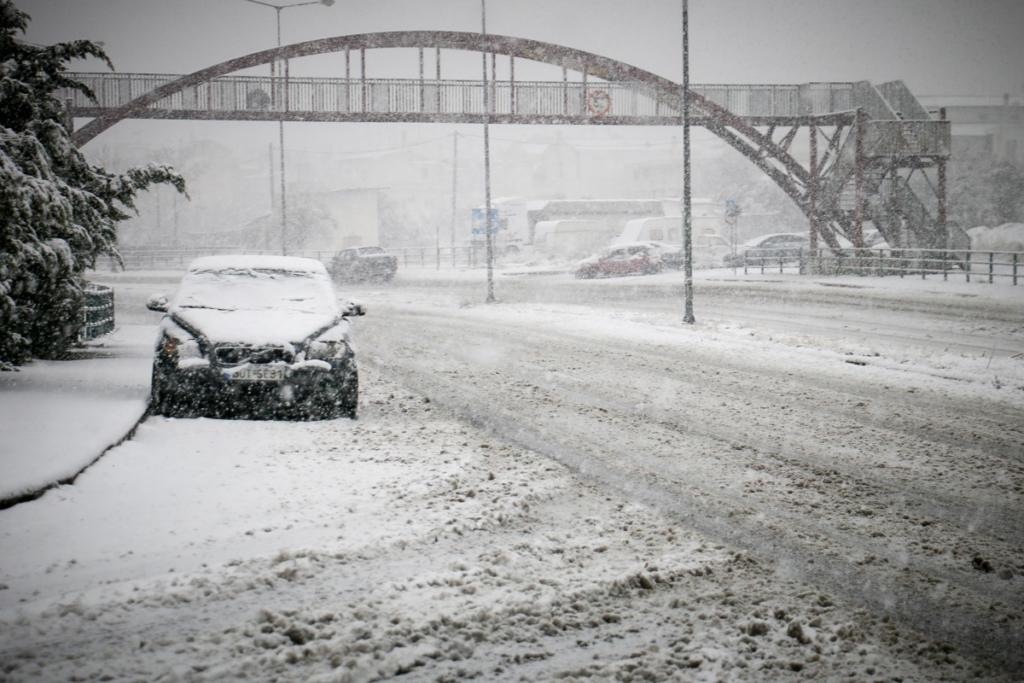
left=110, top=246, right=1020, bottom=284
left=79, top=283, right=115, bottom=341
left=64, top=72, right=905, bottom=121
left=739, top=247, right=1022, bottom=284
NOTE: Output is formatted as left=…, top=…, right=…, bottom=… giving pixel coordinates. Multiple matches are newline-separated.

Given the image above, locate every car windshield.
left=359, top=247, right=385, bottom=255
left=174, top=267, right=337, bottom=315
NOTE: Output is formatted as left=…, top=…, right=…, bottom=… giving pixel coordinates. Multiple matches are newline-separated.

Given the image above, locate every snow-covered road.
left=1, top=270, right=1021, bottom=680
left=355, top=275, right=1024, bottom=668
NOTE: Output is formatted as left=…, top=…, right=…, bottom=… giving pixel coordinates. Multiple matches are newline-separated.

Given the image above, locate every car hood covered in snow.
left=164, top=255, right=344, bottom=347
left=169, top=308, right=338, bottom=347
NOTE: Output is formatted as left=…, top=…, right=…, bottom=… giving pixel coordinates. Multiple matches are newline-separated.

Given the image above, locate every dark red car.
left=574, top=244, right=663, bottom=279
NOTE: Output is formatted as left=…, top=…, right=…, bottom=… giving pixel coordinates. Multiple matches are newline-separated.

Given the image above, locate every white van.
left=533, top=219, right=611, bottom=259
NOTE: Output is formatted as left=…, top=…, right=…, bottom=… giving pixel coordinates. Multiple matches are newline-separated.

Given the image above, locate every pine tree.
left=0, top=1, right=185, bottom=368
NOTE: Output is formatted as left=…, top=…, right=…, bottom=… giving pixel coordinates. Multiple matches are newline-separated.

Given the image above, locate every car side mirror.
left=342, top=301, right=366, bottom=317
left=146, top=294, right=169, bottom=312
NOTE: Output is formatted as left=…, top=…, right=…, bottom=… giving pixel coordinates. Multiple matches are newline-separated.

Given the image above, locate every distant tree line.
left=0, top=1, right=184, bottom=369
left=948, top=155, right=1024, bottom=230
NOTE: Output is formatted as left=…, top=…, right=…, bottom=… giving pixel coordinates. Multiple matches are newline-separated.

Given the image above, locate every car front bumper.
left=156, top=359, right=355, bottom=418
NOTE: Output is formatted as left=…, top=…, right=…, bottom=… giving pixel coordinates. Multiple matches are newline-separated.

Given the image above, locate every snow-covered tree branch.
left=0, top=1, right=185, bottom=368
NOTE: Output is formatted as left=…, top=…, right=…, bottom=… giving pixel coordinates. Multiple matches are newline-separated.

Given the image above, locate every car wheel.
left=152, top=364, right=202, bottom=418
left=150, top=364, right=167, bottom=415
left=338, top=368, right=359, bottom=419
left=315, top=365, right=358, bottom=419
left=150, top=364, right=182, bottom=417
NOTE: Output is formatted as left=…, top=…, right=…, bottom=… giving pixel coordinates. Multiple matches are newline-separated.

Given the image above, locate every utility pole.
left=241, top=0, right=335, bottom=255
left=481, top=0, right=495, bottom=303
left=681, top=0, right=694, bottom=324
left=450, top=130, right=459, bottom=269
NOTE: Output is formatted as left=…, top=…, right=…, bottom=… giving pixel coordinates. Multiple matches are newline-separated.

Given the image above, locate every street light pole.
left=242, top=0, right=335, bottom=256
left=448, top=130, right=459, bottom=270
left=481, top=0, right=495, bottom=303
left=680, top=0, right=695, bottom=324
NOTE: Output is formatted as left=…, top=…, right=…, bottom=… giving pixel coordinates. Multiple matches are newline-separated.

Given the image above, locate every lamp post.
left=242, top=0, right=335, bottom=255
left=480, top=0, right=495, bottom=303
left=680, top=0, right=695, bottom=324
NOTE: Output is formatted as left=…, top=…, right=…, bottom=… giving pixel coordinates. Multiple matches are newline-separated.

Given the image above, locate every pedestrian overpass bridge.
left=63, top=31, right=957, bottom=251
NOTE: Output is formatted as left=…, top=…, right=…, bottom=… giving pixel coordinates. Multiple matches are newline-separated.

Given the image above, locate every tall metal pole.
left=267, top=142, right=275, bottom=252
left=450, top=131, right=459, bottom=269
left=481, top=0, right=495, bottom=303
left=242, top=0, right=334, bottom=254
left=681, top=0, right=694, bottom=324
left=275, top=8, right=289, bottom=255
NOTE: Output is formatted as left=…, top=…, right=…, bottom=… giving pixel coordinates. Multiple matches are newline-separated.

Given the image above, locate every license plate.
left=227, top=365, right=286, bottom=381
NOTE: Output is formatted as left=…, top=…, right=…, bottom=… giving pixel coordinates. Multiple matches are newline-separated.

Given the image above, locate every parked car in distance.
left=646, top=233, right=732, bottom=270
left=146, top=255, right=364, bottom=419
left=862, top=228, right=891, bottom=249
left=329, top=246, right=398, bottom=282
left=723, top=232, right=810, bottom=267
left=575, top=243, right=663, bottom=279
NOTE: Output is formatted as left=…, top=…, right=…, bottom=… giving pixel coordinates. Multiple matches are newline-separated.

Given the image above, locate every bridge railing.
left=64, top=72, right=901, bottom=120
left=864, top=120, right=951, bottom=157
left=101, top=246, right=488, bottom=271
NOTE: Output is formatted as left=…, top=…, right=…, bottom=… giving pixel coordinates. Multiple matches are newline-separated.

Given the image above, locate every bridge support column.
left=360, top=48, right=366, bottom=113
left=418, top=47, right=424, bottom=112
left=853, top=108, right=866, bottom=248
left=435, top=47, right=442, bottom=113
left=937, top=107, right=948, bottom=250
left=344, top=48, right=350, bottom=112
left=808, top=126, right=819, bottom=274
left=562, top=66, right=568, bottom=116
left=510, top=56, right=516, bottom=115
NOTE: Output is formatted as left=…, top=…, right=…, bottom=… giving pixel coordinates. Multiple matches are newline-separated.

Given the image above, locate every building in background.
left=920, top=93, right=1024, bottom=165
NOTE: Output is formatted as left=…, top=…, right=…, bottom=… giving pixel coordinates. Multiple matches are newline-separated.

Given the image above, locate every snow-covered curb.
left=0, top=325, right=153, bottom=504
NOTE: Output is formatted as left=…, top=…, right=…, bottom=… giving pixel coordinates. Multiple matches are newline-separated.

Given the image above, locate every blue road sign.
left=471, top=208, right=500, bottom=235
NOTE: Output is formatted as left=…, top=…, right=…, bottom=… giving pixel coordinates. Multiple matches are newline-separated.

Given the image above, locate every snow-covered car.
left=574, top=243, right=663, bottom=279
left=723, top=232, right=810, bottom=267
left=145, top=255, right=364, bottom=419
left=328, top=246, right=398, bottom=282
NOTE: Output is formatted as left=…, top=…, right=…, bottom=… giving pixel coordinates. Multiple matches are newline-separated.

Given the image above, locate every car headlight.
left=306, top=339, right=350, bottom=360
left=160, top=334, right=203, bottom=363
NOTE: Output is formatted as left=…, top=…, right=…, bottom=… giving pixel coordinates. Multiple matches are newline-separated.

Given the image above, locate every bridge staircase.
left=814, top=80, right=957, bottom=250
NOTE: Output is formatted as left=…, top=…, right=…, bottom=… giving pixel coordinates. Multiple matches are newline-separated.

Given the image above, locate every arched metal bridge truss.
left=66, top=31, right=953, bottom=250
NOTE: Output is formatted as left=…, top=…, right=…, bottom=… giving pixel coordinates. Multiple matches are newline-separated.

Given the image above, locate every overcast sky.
left=18, top=0, right=1024, bottom=97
